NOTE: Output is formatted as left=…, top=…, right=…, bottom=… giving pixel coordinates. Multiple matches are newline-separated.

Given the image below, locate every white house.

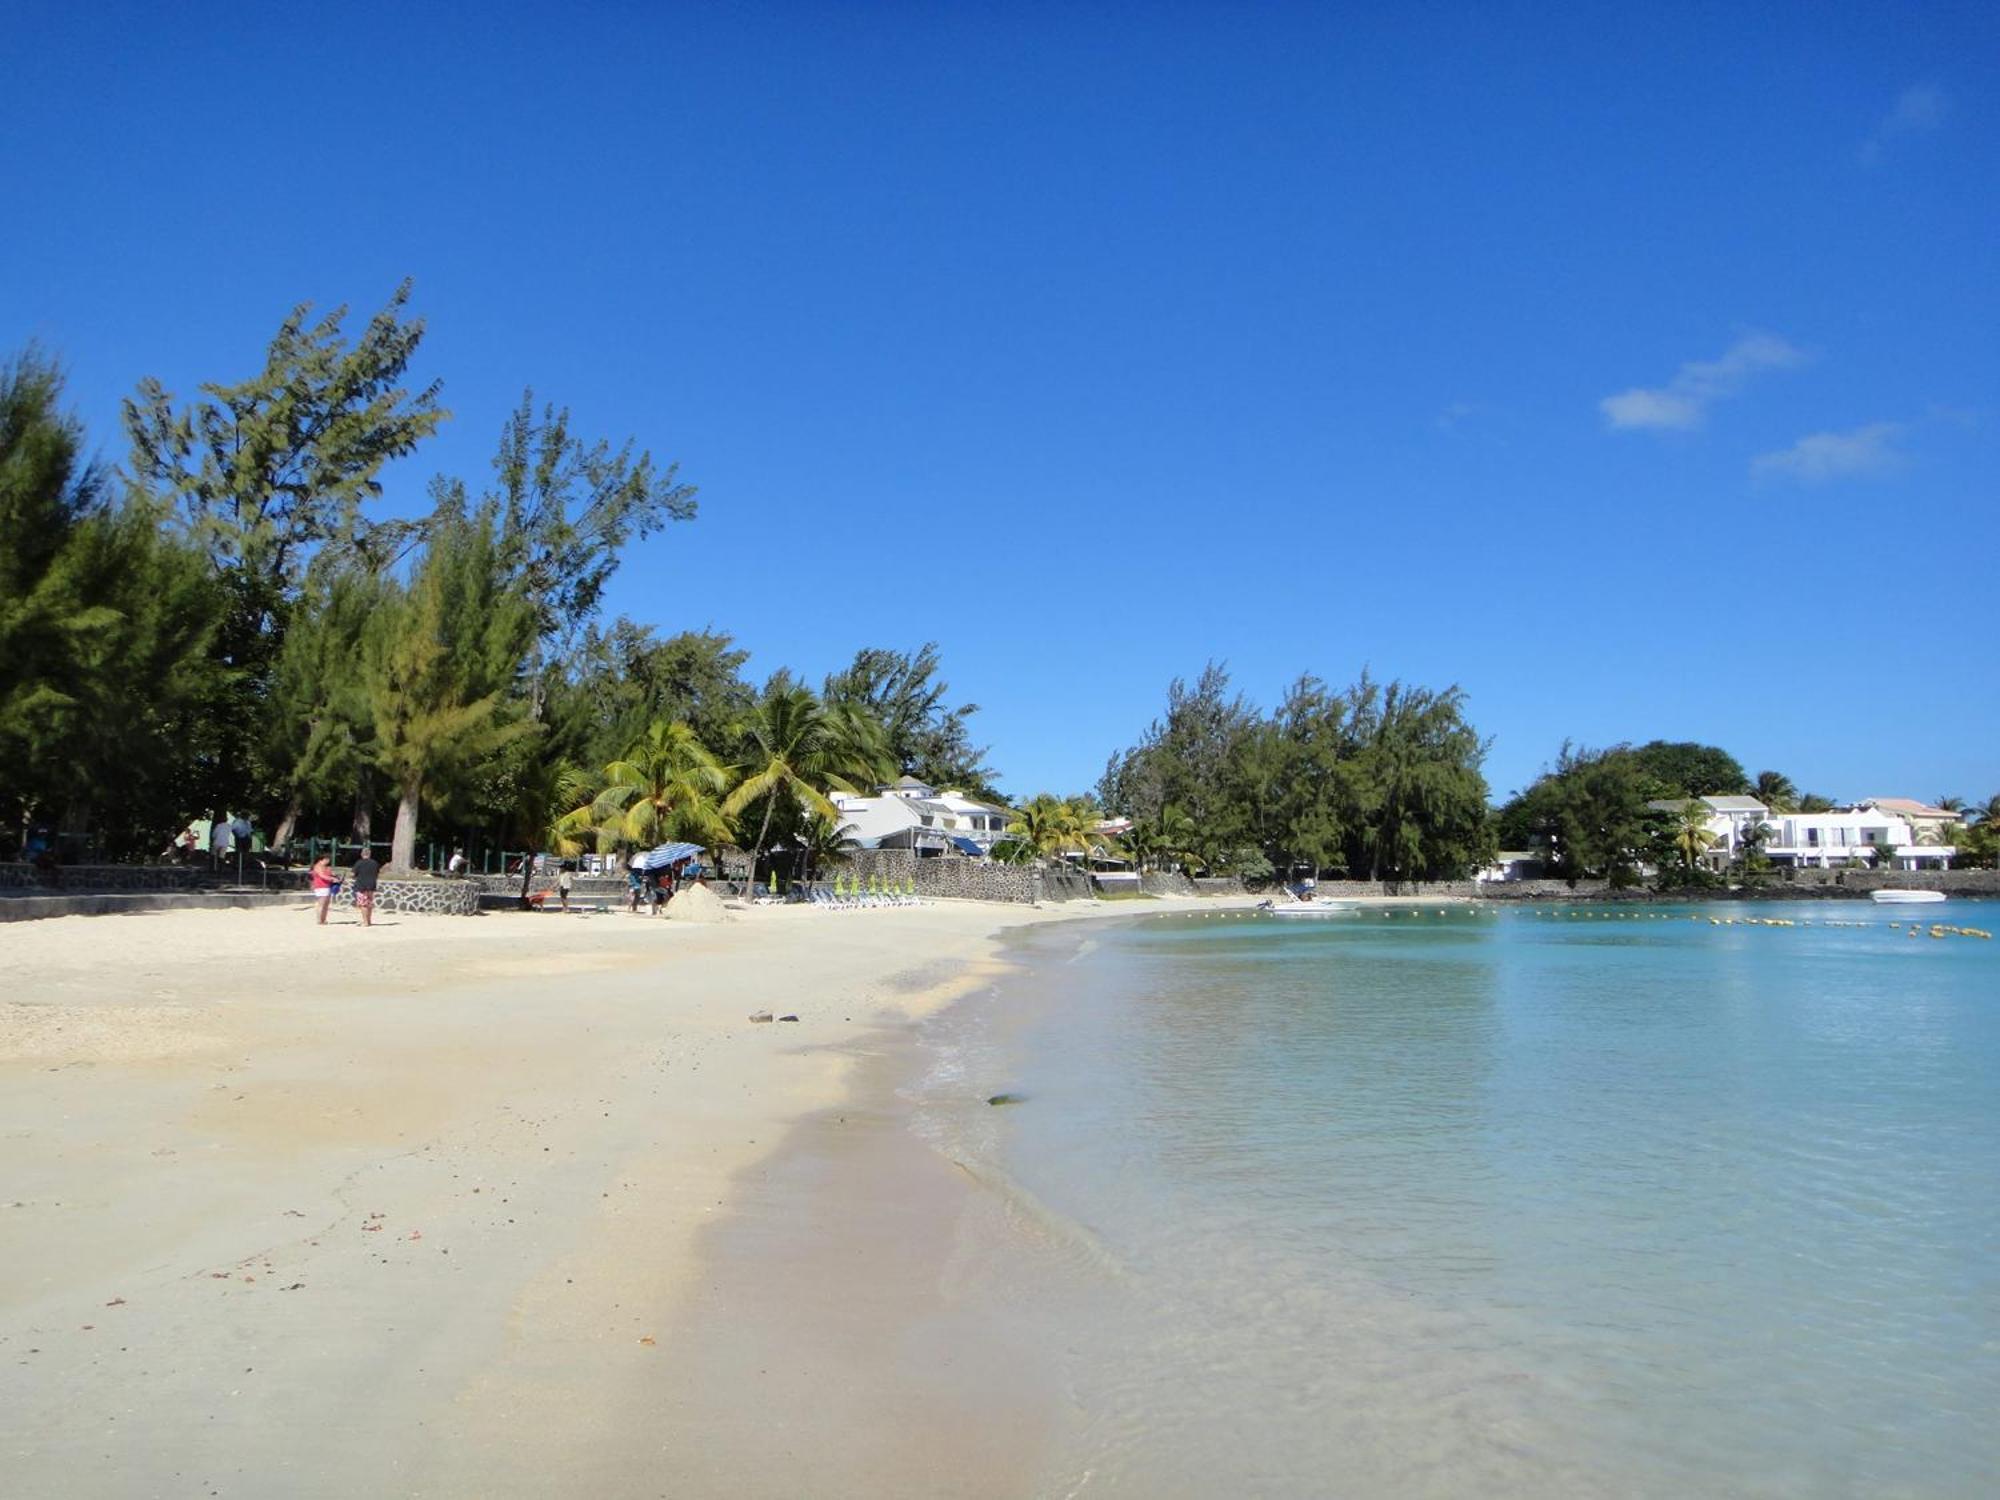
left=1644, top=795, right=1771, bottom=867
left=832, top=777, right=1014, bottom=855
left=1476, top=850, right=1547, bottom=883
left=1858, top=798, right=1962, bottom=847
left=1762, top=808, right=1953, bottom=870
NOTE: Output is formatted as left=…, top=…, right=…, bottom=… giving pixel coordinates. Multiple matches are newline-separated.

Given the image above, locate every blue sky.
left=6, top=2, right=1995, bottom=803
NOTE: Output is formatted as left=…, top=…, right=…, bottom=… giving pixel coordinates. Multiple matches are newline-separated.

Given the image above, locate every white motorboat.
left=1871, top=888, right=1947, bottom=905
left=1260, top=900, right=1356, bottom=917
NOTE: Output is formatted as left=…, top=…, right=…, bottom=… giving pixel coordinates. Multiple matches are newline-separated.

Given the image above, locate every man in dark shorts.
left=350, top=850, right=382, bottom=927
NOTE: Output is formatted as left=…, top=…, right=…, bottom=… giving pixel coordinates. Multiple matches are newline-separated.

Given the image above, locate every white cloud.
left=1599, top=333, right=1805, bottom=432
left=1751, top=422, right=1905, bottom=483
left=1860, top=84, right=1947, bottom=166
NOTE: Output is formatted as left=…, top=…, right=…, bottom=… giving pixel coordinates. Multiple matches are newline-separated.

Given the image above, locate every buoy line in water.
left=1190, top=907, right=1991, bottom=939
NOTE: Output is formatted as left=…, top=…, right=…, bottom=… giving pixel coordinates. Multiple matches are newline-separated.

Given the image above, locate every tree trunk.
left=390, top=777, right=421, bottom=871
left=747, top=794, right=777, bottom=898
left=352, top=768, right=374, bottom=846
left=270, top=793, right=303, bottom=855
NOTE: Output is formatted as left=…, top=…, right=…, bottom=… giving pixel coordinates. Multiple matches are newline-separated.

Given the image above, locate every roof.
left=1864, top=797, right=1955, bottom=819
left=1646, top=796, right=1767, bottom=815
left=889, top=775, right=933, bottom=791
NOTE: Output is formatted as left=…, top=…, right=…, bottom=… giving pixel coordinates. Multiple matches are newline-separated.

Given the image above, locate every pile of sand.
left=664, top=882, right=729, bottom=923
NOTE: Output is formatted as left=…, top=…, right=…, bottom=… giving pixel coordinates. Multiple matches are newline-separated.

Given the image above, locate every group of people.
left=625, top=863, right=683, bottom=914
left=308, top=851, right=382, bottom=926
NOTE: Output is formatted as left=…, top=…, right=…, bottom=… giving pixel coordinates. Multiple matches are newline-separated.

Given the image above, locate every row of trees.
left=7, top=288, right=1987, bottom=885
left=1492, top=741, right=2000, bottom=882
left=1, top=288, right=993, bottom=875
left=1085, top=664, right=1494, bottom=882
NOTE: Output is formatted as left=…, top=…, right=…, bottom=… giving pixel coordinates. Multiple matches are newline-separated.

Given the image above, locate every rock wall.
left=837, top=850, right=1098, bottom=904
left=0, top=862, right=209, bottom=892
left=264, top=868, right=482, bottom=915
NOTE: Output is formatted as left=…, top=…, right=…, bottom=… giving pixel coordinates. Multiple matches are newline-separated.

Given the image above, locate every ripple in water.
left=932, top=904, right=2000, bottom=1499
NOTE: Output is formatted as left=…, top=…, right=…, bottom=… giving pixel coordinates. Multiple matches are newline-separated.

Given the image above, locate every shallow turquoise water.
left=922, top=902, right=2000, bottom=1498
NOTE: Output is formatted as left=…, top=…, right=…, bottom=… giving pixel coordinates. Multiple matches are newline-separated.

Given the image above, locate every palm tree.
left=558, top=719, right=732, bottom=876
left=795, top=811, right=860, bottom=885
left=1971, top=794, right=2000, bottom=827
left=1937, top=795, right=1966, bottom=814
left=1127, top=805, right=1201, bottom=875
left=820, top=699, right=898, bottom=790
left=1006, top=794, right=1090, bottom=863
left=1753, top=770, right=1799, bottom=813
left=1672, top=799, right=1717, bottom=876
left=724, top=684, right=875, bottom=889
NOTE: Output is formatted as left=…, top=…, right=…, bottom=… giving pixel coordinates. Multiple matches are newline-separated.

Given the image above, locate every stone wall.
left=329, top=878, right=482, bottom=916
left=264, top=868, right=483, bottom=915
left=837, top=850, right=1099, bottom=904
left=1763, top=867, right=2000, bottom=896
left=0, top=862, right=209, bottom=892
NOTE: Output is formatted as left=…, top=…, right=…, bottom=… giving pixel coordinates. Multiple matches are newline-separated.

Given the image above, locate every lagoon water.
left=911, top=903, right=2000, bottom=1498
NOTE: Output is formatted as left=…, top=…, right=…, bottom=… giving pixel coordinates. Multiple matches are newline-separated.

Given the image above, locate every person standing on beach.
left=626, top=864, right=644, bottom=912
left=557, top=864, right=574, bottom=913
left=350, top=849, right=382, bottom=927
left=310, top=856, right=338, bottom=925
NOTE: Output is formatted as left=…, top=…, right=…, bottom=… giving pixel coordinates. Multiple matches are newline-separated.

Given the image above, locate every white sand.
left=0, top=893, right=1254, bottom=1497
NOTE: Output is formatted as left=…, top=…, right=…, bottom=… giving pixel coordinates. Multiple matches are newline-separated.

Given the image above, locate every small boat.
left=1259, top=900, right=1356, bottom=917
left=1871, top=889, right=1946, bottom=905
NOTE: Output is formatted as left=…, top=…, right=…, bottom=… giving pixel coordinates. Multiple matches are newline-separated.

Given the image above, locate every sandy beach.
left=1, top=890, right=1312, bottom=1498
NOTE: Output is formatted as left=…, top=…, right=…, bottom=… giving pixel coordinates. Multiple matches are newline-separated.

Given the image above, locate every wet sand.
left=0, top=895, right=1232, bottom=1496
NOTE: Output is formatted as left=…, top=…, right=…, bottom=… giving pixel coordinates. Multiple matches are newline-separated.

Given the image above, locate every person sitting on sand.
left=310, top=856, right=338, bottom=925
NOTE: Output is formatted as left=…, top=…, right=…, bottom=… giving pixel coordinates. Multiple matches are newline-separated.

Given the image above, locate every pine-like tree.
left=363, top=500, right=537, bottom=869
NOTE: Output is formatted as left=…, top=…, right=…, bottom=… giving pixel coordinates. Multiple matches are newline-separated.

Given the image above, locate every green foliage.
left=1954, top=815, right=1999, bottom=869
left=0, top=351, right=222, bottom=854
left=121, top=285, right=448, bottom=820
left=265, top=565, right=384, bottom=844
left=1098, top=664, right=1492, bottom=881
left=485, top=392, right=696, bottom=651
left=1005, top=794, right=1100, bottom=866
left=725, top=680, right=894, bottom=884
left=1622, top=740, right=1750, bottom=798
left=1668, top=799, right=1718, bottom=877
left=823, top=643, right=997, bottom=798
left=1753, top=769, right=1799, bottom=813
left=1498, top=742, right=1670, bottom=886
left=363, top=502, right=538, bottom=867
left=571, top=622, right=753, bottom=763
left=557, top=719, right=731, bottom=867
left=123, top=282, right=444, bottom=584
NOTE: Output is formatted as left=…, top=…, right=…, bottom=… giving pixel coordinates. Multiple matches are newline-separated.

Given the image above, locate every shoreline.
left=0, top=893, right=1241, bottom=1496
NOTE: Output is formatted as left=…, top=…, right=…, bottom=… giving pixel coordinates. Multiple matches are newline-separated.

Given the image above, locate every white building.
left=1645, top=795, right=1772, bottom=867
left=1762, top=808, right=1953, bottom=870
left=1476, top=850, right=1547, bottom=883
left=832, top=777, right=1014, bottom=855
left=1858, top=798, right=1962, bottom=847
